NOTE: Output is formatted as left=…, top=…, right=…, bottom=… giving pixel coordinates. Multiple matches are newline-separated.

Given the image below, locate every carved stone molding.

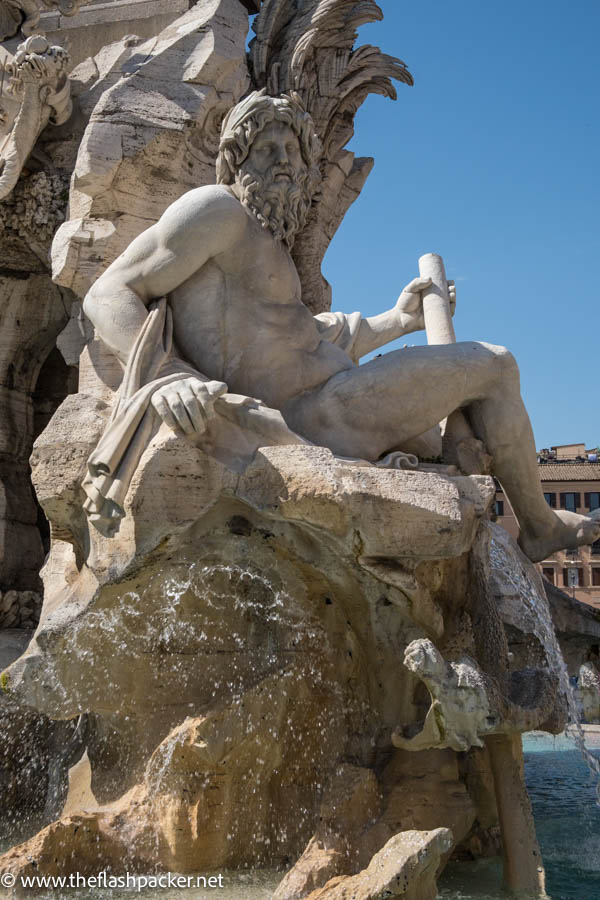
left=0, top=34, right=72, bottom=201
left=0, top=0, right=89, bottom=42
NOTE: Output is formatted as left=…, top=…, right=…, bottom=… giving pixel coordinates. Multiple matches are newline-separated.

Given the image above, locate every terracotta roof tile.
left=538, top=463, right=600, bottom=482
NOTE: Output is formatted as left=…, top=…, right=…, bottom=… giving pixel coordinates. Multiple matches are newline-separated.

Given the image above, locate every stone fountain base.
left=0, top=394, right=563, bottom=897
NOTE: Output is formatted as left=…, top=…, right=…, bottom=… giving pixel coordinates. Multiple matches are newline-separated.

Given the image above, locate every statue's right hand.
left=151, top=377, right=228, bottom=435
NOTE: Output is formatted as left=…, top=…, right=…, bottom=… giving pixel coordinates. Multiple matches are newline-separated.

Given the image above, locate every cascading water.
left=489, top=529, right=600, bottom=801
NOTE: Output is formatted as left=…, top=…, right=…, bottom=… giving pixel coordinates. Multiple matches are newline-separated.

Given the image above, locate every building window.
left=593, top=541, right=600, bottom=556
left=560, top=492, right=580, bottom=512
left=542, top=568, right=555, bottom=584
left=495, top=500, right=504, bottom=516
left=593, top=569, right=600, bottom=587
left=563, top=567, right=583, bottom=587
left=585, top=492, right=600, bottom=511
left=544, top=492, right=556, bottom=508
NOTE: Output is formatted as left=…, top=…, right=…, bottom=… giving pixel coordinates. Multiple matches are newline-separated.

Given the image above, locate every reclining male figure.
left=83, top=92, right=600, bottom=563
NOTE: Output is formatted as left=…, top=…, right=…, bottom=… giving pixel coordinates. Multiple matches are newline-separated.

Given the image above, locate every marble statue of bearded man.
left=82, top=91, right=600, bottom=561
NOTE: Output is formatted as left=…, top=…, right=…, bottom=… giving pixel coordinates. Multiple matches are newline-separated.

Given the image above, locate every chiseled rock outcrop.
left=0, top=397, right=500, bottom=882
left=0, top=273, right=73, bottom=595
left=276, top=750, right=474, bottom=900
left=0, top=391, right=562, bottom=890
left=302, top=829, right=453, bottom=900
left=52, top=0, right=250, bottom=298
left=0, top=630, right=85, bottom=842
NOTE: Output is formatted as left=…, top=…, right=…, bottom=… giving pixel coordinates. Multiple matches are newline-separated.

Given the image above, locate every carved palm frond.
left=250, top=0, right=412, bottom=161
left=250, top=0, right=413, bottom=313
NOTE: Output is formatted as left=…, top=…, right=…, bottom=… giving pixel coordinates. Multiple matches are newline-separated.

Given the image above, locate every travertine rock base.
left=0, top=401, right=557, bottom=896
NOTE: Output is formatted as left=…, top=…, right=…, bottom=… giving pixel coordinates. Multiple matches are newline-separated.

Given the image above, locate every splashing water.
left=489, top=530, right=600, bottom=801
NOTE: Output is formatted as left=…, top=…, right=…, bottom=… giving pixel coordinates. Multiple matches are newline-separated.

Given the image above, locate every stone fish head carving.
left=0, top=34, right=72, bottom=201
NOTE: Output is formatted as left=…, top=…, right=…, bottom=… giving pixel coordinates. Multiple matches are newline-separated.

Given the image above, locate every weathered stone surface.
left=0, top=35, right=72, bottom=202
left=0, top=591, right=42, bottom=629
left=37, top=0, right=192, bottom=70
left=377, top=749, right=475, bottom=861
left=544, top=582, right=600, bottom=676
left=52, top=0, right=250, bottom=297
left=10, top=418, right=496, bottom=706
left=302, top=829, right=454, bottom=900
left=0, top=630, right=85, bottom=844
left=0, top=0, right=88, bottom=43
left=0, top=273, right=74, bottom=594
left=486, top=734, right=546, bottom=897
left=274, top=765, right=382, bottom=899
left=275, top=748, right=476, bottom=900
left=0, top=814, right=137, bottom=892
left=0, top=401, right=498, bottom=882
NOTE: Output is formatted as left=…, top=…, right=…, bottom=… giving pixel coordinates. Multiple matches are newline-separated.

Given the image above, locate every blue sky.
left=321, top=0, right=599, bottom=451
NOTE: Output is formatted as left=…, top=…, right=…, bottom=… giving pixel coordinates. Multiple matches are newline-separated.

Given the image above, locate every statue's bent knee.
left=475, top=341, right=519, bottom=384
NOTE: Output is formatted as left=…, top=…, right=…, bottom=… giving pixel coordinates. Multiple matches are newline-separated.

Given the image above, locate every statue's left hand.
left=151, top=377, right=228, bottom=435
left=395, top=276, right=456, bottom=334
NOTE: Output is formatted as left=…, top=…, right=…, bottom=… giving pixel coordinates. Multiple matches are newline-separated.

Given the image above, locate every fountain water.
left=490, top=527, right=600, bottom=800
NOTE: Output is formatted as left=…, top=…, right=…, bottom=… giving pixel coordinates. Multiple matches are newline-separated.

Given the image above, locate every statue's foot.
left=519, top=509, right=600, bottom=563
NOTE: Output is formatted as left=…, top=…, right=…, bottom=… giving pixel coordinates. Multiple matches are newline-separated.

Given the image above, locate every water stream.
left=489, top=530, right=600, bottom=799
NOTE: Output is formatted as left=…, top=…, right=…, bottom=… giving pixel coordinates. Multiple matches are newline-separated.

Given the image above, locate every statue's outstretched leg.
left=285, top=340, right=600, bottom=562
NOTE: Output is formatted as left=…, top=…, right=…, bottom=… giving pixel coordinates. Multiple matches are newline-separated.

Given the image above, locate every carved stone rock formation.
left=301, top=829, right=454, bottom=900
left=51, top=0, right=251, bottom=298
left=0, top=383, right=563, bottom=891
left=0, top=590, right=42, bottom=628
left=0, top=273, right=73, bottom=594
left=0, top=630, right=85, bottom=843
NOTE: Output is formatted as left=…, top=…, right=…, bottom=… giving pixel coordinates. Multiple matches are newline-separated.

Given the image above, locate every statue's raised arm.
left=314, top=277, right=457, bottom=362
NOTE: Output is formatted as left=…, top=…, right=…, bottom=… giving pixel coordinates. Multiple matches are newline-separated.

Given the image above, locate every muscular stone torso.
left=169, top=208, right=354, bottom=410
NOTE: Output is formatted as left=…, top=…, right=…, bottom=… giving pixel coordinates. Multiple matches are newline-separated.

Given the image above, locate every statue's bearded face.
left=234, top=121, right=313, bottom=248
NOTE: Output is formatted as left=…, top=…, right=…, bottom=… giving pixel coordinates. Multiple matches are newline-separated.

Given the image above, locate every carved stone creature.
left=0, top=0, right=88, bottom=42
left=579, top=661, right=600, bottom=723
left=0, top=34, right=72, bottom=201
left=393, top=639, right=497, bottom=752
left=392, top=637, right=561, bottom=752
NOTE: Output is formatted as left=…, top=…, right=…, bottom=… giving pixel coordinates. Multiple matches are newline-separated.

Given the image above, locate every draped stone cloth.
left=82, top=299, right=416, bottom=536
left=82, top=299, right=310, bottom=535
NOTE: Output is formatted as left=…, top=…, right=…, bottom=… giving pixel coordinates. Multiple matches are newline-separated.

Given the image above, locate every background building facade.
left=495, top=443, right=600, bottom=607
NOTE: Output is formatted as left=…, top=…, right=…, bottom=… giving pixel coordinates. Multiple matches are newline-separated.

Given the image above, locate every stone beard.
left=216, top=93, right=322, bottom=249
left=234, top=159, right=313, bottom=247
